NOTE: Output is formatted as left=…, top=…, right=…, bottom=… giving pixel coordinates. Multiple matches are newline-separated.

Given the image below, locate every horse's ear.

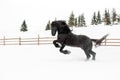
left=51, top=21, right=55, bottom=26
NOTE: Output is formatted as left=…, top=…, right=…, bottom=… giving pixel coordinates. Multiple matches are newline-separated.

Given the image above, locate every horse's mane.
left=53, top=20, right=71, bottom=34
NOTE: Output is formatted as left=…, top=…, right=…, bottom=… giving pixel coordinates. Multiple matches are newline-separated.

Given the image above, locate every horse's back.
left=63, top=33, right=92, bottom=48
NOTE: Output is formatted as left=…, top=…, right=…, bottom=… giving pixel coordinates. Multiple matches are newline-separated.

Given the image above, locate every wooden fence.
left=0, top=35, right=56, bottom=45
left=101, top=38, right=120, bottom=46
left=0, top=35, right=120, bottom=46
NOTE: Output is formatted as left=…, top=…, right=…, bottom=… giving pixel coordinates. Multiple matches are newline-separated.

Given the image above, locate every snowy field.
left=0, top=22, right=120, bottom=80
left=0, top=25, right=120, bottom=80
left=0, top=45, right=120, bottom=80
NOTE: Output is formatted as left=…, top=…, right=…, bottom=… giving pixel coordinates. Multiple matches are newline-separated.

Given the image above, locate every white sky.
left=0, top=0, right=120, bottom=31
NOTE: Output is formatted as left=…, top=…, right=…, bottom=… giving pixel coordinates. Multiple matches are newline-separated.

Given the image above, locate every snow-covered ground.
left=0, top=45, right=120, bottom=80
left=0, top=25, right=120, bottom=80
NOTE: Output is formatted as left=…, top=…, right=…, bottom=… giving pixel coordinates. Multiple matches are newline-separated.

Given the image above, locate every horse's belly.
left=65, top=39, right=81, bottom=47
left=65, top=37, right=91, bottom=48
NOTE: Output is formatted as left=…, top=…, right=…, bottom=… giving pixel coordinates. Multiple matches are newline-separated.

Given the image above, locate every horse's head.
left=51, top=21, right=58, bottom=36
left=51, top=20, right=71, bottom=36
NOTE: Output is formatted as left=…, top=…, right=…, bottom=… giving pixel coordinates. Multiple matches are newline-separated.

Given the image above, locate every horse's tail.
left=91, top=34, right=109, bottom=47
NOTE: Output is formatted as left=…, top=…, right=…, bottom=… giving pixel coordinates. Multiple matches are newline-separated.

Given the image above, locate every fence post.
left=19, top=37, right=21, bottom=45
left=38, top=35, right=40, bottom=45
left=3, top=36, right=5, bottom=45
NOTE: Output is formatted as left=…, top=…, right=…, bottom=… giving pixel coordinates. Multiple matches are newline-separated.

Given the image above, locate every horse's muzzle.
left=51, top=30, right=56, bottom=36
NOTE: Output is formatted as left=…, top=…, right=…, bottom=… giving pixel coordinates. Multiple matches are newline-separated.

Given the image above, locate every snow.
left=0, top=23, right=120, bottom=80
left=73, top=25, right=120, bottom=38
left=0, top=25, right=120, bottom=80
left=1, top=24, right=120, bottom=80
left=0, top=45, right=120, bottom=80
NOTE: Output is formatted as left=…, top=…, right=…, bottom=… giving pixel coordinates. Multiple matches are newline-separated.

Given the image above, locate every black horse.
left=51, top=20, right=108, bottom=60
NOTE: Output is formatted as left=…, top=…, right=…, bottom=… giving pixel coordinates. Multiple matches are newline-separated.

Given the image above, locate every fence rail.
left=101, top=38, right=120, bottom=46
left=0, top=35, right=56, bottom=45
left=0, top=35, right=120, bottom=46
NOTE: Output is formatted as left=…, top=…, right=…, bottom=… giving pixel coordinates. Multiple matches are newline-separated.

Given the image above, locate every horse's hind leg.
left=89, top=50, right=96, bottom=60
left=59, top=44, right=71, bottom=54
left=84, top=50, right=91, bottom=60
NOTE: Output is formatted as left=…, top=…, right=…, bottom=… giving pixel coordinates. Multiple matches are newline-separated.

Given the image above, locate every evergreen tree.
left=97, top=11, right=102, bottom=24
left=68, top=11, right=75, bottom=27
left=80, top=14, right=86, bottom=26
left=74, top=18, right=77, bottom=27
left=107, top=10, right=111, bottom=25
left=78, top=15, right=81, bottom=27
left=45, top=20, right=51, bottom=30
left=104, top=9, right=111, bottom=25
left=117, top=15, right=120, bottom=24
left=91, top=12, right=97, bottom=25
left=112, top=8, right=117, bottom=24
left=104, top=9, right=107, bottom=24
left=20, top=20, right=28, bottom=32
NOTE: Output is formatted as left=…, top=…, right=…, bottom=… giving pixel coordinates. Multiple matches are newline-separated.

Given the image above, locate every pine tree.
left=104, top=9, right=107, bottom=25
left=81, top=14, right=86, bottom=26
left=20, top=20, right=28, bottom=32
left=97, top=11, right=102, bottom=24
left=104, top=9, right=111, bottom=25
left=74, top=18, right=77, bottom=27
left=91, top=12, right=97, bottom=25
left=117, top=15, right=120, bottom=24
left=107, top=10, right=111, bottom=25
left=112, top=8, right=117, bottom=24
left=105, top=10, right=111, bottom=25
left=68, top=11, right=75, bottom=27
left=45, top=20, right=51, bottom=30
left=78, top=15, right=81, bottom=27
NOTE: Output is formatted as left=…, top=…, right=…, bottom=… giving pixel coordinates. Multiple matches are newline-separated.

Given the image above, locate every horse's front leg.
left=53, top=40, right=61, bottom=48
left=60, top=44, right=71, bottom=54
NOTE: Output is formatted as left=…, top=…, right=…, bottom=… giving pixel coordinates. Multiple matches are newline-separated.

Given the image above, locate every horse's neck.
left=58, top=31, right=71, bottom=34
left=58, top=28, right=71, bottom=34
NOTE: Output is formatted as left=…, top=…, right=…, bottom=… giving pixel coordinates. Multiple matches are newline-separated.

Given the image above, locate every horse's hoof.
left=92, top=58, right=96, bottom=60
left=55, top=44, right=60, bottom=48
left=86, top=58, right=90, bottom=61
left=63, top=50, right=71, bottom=54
